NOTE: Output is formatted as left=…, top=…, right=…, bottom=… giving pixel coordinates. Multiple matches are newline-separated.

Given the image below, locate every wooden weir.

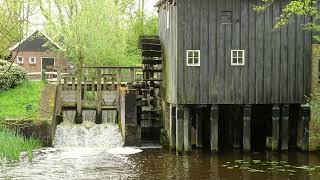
left=56, top=66, right=143, bottom=124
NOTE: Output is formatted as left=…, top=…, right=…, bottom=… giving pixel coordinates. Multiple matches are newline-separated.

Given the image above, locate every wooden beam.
left=169, top=104, right=176, bottom=150
left=281, top=105, right=289, bottom=151
left=233, top=106, right=241, bottom=149
left=117, top=68, right=121, bottom=111
left=299, top=104, right=310, bottom=151
left=184, top=106, right=191, bottom=152
left=210, top=105, right=219, bottom=152
left=176, top=105, right=184, bottom=153
left=272, top=104, right=280, bottom=151
left=243, top=105, right=251, bottom=152
left=196, top=108, right=203, bottom=148
left=96, top=69, right=102, bottom=124
left=76, top=69, right=82, bottom=122
left=57, top=67, right=61, bottom=85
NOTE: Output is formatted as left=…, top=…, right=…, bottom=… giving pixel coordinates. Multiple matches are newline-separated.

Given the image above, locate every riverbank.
left=0, top=127, right=42, bottom=161
left=0, top=80, right=56, bottom=161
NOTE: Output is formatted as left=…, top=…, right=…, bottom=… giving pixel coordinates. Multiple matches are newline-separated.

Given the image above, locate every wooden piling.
left=169, top=104, right=176, bottom=150
left=76, top=69, right=82, bottom=121
left=272, top=104, right=280, bottom=151
left=96, top=69, right=102, bottom=124
left=196, top=108, right=203, bottom=148
left=117, top=68, right=121, bottom=111
left=83, top=77, right=87, bottom=100
left=176, top=105, right=184, bottom=153
left=243, top=105, right=251, bottom=152
left=57, top=67, right=61, bottom=85
left=129, top=68, right=135, bottom=85
left=233, top=106, right=241, bottom=149
left=71, top=77, right=75, bottom=90
left=184, top=107, right=191, bottom=152
left=298, top=104, right=310, bottom=151
left=210, top=105, right=219, bottom=152
left=281, top=105, right=289, bottom=151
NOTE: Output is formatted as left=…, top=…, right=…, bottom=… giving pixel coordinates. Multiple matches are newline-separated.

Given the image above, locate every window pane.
left=232, top=58, right=237, bottom=64
left=232, top=51, right=237, bottom=57
left=238, top=58, right=243, bottom=64
left=194, top=51, right=199, bottom=58
left=194, top=58, right=199, bottom=64
left=188, top=58, right=193, bottom=64
left=188, top=51, right=193, bottom=58
left=238, top=51, right=243, bottom=58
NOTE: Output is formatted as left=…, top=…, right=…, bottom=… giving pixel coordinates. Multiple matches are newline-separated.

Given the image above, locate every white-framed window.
left=231, top=50, right=245, bottom=66
left=29, top=57, right=36, bottom=64
left=166, top=4, right=170, bottom=29
left=17, top=56, right=23, bottom=64
left=186, top=50, right=200, bottom=66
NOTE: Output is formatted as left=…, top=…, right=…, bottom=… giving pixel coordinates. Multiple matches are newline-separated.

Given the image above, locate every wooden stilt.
left=176, top=105, right=184, bottom=153
left=281, top=105, right=289, bottom=151
left=243, top=105, right=251, bottom=152
left=184, top=107, right=191, bottom=152
left=233, top=106, right=241, bottom=149
left=272, top=104, right=280, bottom=151
left=196, top=109, right=203, bottom=148
left=76, top=69, right=82, bottom=124
left=210, top=105, right=219, bottom=152
left=299, top=104, right=310, bottom=151
left=169, top=104, right=176, bottom=150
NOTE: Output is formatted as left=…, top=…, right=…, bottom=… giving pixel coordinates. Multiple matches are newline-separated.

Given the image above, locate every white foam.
left=107, top=147, right=143, bottom=155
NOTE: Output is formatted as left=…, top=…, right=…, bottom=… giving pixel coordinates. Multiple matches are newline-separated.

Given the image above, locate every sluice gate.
left=53, top=36, right=163, bottom=146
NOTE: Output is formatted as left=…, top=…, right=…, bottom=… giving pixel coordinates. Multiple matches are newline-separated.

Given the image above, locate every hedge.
left=0, top=59, right=26, bottom=92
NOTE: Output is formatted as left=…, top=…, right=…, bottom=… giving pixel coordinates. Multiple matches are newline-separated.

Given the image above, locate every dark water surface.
left=1, top=148, right=320, bottom=180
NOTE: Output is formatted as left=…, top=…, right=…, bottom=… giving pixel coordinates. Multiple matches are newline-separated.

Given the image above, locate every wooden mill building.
left=155, top=0, right=312, bottom=152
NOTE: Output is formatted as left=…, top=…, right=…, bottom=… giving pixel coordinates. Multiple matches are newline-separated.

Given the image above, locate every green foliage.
left=0, top=59, right=26, bottom=92
left=0, top=126, right=42, bottom=161
left=39, top=0, right=158, bottom=67
left=254, top=0, right=320, bottom=40
left=310, top=91, right=320, bottom=150
left=0, top=81, right=43, bottom=119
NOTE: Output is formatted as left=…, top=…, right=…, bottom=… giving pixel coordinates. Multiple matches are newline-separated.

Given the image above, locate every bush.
left=0, top=59, right=26, bottom=92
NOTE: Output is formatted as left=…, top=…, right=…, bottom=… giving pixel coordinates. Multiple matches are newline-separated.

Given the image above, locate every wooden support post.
left=91, top=70, right=95, bottom=92
left=233, top=106, right=241, bottom=149
left=96, top=69, right=102, bottom=124
left=83, top=77, right=87, bottom=100
left=129, top=68, right=135, bottom=85
left=176, top=105, right=184, bottom=153
left=281, top=105, right=289, bottom=151
left=184, top=107, right=191, bottom=152
left=117, top=68, right=121, bottom=111
left=57, top=67, right=61, bottom=85
left=103, top=76, right=107, bottom=91
left=63, top=76, right=68, bottom=90
left=169, top=104, right=176, bottom=150
left=71, top=77, right=76, bottom=90
left=76, top=69, right=82, bottom=122
left=298, top=105, right=310, bottom=151
left=196, top=109, right=203, bottom=148
left=272, top=104, right=280, bottom=151
left=210, top=105, right=219, bottom=152
left=243, top=105, right=251, bottom=152
left=111, top=74, right=116, bottom=90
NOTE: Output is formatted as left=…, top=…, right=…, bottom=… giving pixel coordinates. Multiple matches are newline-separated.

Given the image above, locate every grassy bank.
left=0, top=81, right=43, bottom=120
left=0, top=127, right=42, bottom=161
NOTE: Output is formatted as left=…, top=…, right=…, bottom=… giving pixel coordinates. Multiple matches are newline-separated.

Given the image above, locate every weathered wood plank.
left=210, top=105, right=219, bottom=152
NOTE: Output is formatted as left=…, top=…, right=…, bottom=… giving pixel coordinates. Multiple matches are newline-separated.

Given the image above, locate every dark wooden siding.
left=158, top=2, right=177, bottom=104
left=169, top=0, right=312, bottom=105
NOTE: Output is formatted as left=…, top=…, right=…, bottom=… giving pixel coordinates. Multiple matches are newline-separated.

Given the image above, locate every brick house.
left=9, top=30, right=67, bottom=79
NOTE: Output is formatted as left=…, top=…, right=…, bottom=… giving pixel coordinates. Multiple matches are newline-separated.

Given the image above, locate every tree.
left=0, top=0, right=36, bottom=58
left=255, top=0, right=319, bottom=41
left=38, top=0, right=158, bottom=67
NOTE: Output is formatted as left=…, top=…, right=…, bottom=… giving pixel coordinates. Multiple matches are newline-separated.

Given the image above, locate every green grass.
left=0, top=81, right=43, bottom=119
left=0, top=126, right=42, bottom=161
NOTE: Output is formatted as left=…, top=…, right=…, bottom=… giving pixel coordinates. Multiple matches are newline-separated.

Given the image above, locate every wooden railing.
left=56, top=66, right=143, bottom=117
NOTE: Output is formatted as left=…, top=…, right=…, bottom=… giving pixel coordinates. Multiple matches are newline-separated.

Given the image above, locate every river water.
left=1, top=122, right=320, bottom=179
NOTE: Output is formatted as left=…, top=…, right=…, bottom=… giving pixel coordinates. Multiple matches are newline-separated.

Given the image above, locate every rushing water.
left=1, top=121, right=320, bottom=179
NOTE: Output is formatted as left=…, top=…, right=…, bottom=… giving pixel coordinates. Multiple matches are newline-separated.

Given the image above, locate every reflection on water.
left=1, top=149, right=320, bottom=180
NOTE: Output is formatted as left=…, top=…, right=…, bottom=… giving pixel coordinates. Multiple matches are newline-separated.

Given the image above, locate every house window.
left=166, top=5, right=170, bottom=29
left=17, top=56, right=23, bottom=64
left=29, top=57, right=36, bottom=64
left=231, top=50, right=245, bottom=66
left=186, top=50, right=200, bottom=66
left=221, top=11, right=232, bottom=24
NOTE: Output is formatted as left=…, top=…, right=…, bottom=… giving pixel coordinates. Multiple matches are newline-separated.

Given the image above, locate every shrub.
left=0, top=59, right=26, bottom=92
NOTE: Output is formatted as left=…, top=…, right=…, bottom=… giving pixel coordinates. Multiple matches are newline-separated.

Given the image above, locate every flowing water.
left=1, top=120, right=320, bottom=179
